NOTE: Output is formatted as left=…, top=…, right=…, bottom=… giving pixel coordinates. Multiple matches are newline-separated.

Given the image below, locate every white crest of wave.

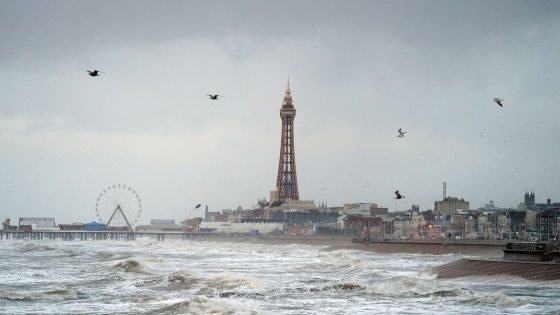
left=366, top=273, right=439, bottom=296
left=111, top=258, right=145, bottom=272
left=163, top=270, right=256, bottom=290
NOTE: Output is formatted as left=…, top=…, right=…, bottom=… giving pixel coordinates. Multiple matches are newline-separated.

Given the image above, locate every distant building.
left=537, top=209, right=560, bottom=242
left=524, top=191, right=536, bottom=207
left=343, top=203, right=373, bottom=216
left=339, top=215, right=384, bottom=238
left=477, top=200, right=509, bottom=213
left=136, top=219, right=181, bottom=232
left=205, top=206, right=230, bottom=222
left=270, top=210, right=337, bottom=230
left=198, top=221, right=284, bottom=234
left=434, top=197, right=470, bottom=216
left=343, top=203, right=389, bottom=217
left=521, top=191, right=560, bottom=211
left=19, top=217, right=58, bottom=231
left=83, top=221, right=106, bottom=231
left=391, top=211, right=427, bottom=239
left=150, top=219, right=175, bottom=225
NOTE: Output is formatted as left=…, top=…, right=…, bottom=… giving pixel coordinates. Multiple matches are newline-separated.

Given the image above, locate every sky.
left=1, top=0, right=559, bottom=224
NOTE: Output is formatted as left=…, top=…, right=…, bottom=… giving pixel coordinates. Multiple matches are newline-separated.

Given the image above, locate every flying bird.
left=207, top=94, right=221, bottom=100
left=87, top=70, right=102, bottom=77
left=397, top=128, right=407, bottom=138
left=194, top=204, right=201, bottom=209
left=270, top=200, right=284, bottom=207
left=493, top=98, right=504, bottom=107
left=394, top=190, right=405, bottom=199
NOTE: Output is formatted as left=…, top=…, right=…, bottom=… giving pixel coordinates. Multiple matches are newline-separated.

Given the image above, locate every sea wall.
left=434, top=258, right=560, bottom=281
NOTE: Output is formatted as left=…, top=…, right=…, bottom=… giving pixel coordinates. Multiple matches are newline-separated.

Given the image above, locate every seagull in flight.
left=87, top=70, right=102, bottom=77
left=207, top=94, right=221, bottom=100
left=493, top=98, right=504, bottom=107
left=394, top=190, right=405, bottom=199
left=270, top=200, right=284, bottom=208
left=397, top=128, right=407, bottom=138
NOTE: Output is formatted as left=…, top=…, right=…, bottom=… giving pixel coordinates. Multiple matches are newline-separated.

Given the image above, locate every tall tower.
left=275, top=80, right=300, bottom=202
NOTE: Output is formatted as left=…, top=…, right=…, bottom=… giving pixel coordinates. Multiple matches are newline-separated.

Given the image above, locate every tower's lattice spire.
left=275, top=80, right=299, bottom=201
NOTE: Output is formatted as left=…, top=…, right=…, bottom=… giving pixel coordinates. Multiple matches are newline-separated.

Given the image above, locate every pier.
left=0, top=230, right=212, bottom=241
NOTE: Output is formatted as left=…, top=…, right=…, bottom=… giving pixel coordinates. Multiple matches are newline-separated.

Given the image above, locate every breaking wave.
left=111, top=258, right=145, bottom=272
left=308, top=282, right=365, bottom=292
left=366, top=274, right=441, bottom=296
left=152, top=270, right=251, bottom=290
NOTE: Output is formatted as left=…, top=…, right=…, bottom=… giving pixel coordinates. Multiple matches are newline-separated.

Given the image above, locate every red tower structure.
left=275, top=81, right=300, bottom=202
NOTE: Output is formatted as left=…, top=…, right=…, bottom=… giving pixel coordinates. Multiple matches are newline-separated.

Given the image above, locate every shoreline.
left=193, top=235, right=507, bottom=258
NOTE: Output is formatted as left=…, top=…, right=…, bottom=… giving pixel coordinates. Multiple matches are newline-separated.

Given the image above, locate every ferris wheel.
left=95, top=184, right=142, bottom=229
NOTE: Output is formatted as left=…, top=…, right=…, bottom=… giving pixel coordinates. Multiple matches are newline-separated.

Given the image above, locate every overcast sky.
left=1, top=0, right=559, bottom=224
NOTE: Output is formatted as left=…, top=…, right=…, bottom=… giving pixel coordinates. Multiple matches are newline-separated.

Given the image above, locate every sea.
left=0, top=238, right=559, bottom=315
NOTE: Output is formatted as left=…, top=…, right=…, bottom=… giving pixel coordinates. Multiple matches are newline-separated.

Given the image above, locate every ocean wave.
left=90, top=251, right=117, bottom=260
left=444, top=290, right=523, bottom=306
left=145, top=271, right=251, bottom=291
left=309, top=282, right=365, bottom=292
left=218, top=291, right=265, bottom=299
left=205, top=274, right=251, bottom=290
left=145, top=297, right=260, bottom=315
left=0, top=288, right=80, bottom=301
left=365, top=274, right=441, bottom=297
left=165, top=271, right=200, bottom=288
left=111, top=258, right=145, bottom=272
left=18, top=243, right=57, bottom=252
